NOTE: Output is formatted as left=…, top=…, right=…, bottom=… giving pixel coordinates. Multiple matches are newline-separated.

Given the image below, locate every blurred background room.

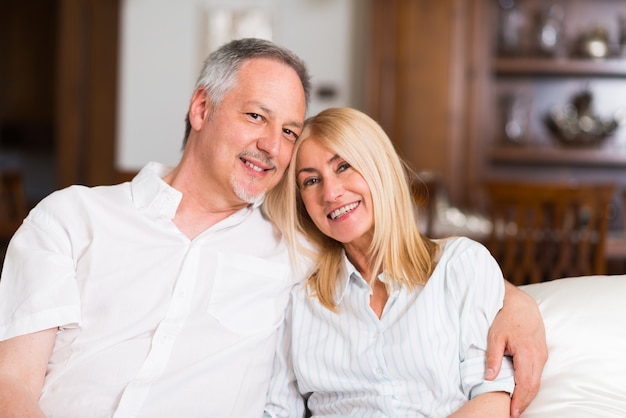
left=2, top=0, right=626, bottom=278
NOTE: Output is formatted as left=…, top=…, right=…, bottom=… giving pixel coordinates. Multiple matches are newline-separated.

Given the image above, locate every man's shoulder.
left=47, top=182, right=127, bottom=201
left=32, top=183, right=130, bottom=217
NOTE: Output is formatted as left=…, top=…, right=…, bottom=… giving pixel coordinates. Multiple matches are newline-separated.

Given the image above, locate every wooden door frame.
left=365, top=0, right=475, bottom=208
left=56, top=0, right=119, bottom=188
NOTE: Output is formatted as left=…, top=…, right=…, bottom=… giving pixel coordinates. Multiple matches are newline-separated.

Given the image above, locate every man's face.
left=193, top=58, right=306, bottom=206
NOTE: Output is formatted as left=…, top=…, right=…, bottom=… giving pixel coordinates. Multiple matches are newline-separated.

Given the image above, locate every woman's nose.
left=323, top=177, right=344, bottom=202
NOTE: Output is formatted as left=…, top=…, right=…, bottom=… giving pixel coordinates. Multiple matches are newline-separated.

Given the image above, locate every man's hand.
left=485, top=281, right=548, bottom=418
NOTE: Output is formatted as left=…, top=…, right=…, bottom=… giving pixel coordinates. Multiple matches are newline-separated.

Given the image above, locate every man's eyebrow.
left=287, top=120, right=304, bottom=131
left=281, top=114, right=303, bottom=132
left=256, top=103, right=303, bottom=131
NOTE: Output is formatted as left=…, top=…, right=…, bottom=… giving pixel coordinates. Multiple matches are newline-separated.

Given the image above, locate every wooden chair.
left=483, top=181, right=614, bottom=286
left=605, top=189, right=626, bottom=274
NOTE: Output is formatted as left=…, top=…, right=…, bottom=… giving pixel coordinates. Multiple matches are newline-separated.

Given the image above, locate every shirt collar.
left=130, top=162, right=182, bottom=220
left=333, top=252, right=373, bottom=306
left=333, top=251, right=401, bottom=306
left=130, top=161, right=258, bottom=223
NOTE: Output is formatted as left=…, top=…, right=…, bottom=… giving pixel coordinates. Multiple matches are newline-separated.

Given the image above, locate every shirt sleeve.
left=0, top=193, right=82, bottom=341
left=447, top=238, right=515, bottom=398
left=263, top=289, right=307, bottom=418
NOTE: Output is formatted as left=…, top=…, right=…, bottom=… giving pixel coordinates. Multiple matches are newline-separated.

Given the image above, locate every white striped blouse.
left=264, top=236, right=515, bottom=418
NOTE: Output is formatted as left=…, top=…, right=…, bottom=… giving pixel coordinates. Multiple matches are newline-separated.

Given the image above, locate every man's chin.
left=244, top=193, right=265, bottom=206
left=231, top=174, right=272, bottom=205
left=234, top=187, right=265, bottom=206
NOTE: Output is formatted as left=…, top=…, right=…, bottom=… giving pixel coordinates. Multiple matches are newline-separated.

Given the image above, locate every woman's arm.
left=448, top=392, right=510, bottom=418
left=485, top=280, right=548, bottom=418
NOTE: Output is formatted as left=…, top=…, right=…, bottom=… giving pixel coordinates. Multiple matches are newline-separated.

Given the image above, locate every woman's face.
left=295, top=137, right=374, bottom=249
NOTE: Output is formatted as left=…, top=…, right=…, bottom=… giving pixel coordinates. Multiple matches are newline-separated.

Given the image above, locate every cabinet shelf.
left=495, top=57, right=626, bottom=77
left=490, top=145, right=626, bottom=167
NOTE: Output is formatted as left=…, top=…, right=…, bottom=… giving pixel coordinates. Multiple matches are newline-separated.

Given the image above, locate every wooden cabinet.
left=364, top=0, right=626, bottom=226
left=468, top=0, right=626, bottom=229
left=365, top=0, right=473, bottom=208
left=485, top=50, right=626, bottom=179
left=488, top=55, right=626, bottom=167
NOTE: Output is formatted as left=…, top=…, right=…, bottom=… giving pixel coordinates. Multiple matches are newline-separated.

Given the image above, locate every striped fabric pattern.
left=264, top=237, right=514, bottom=417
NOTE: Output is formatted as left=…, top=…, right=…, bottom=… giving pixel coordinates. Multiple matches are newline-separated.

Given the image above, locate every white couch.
left=520, top=275, right=626, bottom=417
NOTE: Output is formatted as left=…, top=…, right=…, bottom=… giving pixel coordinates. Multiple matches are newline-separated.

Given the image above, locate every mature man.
left=0, top=38, right=545, bottom=417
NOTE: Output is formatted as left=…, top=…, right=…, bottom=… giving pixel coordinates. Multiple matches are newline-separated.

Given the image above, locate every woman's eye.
left=337, top=162, right=351, bottom=173
left=302, top=178, right=319, bottom=187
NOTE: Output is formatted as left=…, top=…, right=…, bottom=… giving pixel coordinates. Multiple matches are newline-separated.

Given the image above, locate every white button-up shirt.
left=264, top=237, right=514, bottom=417
left=0, top=162, right=301, bottom=417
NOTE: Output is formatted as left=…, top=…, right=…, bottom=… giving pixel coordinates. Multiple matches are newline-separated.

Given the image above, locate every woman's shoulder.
left=429, top=236, right=501, bottom=293
left=435, top=236, right=491, bottom=261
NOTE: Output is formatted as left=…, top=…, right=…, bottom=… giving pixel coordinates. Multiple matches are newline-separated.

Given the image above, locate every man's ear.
left=188, top=87, right=211, bottom=130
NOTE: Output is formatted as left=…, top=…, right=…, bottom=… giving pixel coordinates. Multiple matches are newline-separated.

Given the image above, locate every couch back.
left=520, top=275, right=626, bottom=417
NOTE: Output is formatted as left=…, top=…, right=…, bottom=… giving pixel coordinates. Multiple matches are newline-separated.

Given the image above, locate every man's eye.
left=248, top=113, right=262, bottom=120
left=283, top=129, right=299, bottom=142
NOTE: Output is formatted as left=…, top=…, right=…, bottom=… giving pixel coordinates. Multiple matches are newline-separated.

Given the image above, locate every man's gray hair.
left=183, top=38, right=312, bottom=146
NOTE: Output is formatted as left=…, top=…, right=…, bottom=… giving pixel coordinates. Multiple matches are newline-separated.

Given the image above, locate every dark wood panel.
left=56, top=0, right=119, bottom=188
left=365, top=0, right=470, bottom=206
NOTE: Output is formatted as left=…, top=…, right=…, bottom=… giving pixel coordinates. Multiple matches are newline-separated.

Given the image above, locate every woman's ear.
left=188, top=87, right=211, bottom=130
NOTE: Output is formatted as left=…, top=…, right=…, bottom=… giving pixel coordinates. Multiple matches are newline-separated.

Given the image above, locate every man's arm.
left=485, top=280, right=548, bottom=418
left=448, top=391, right=510, bottom=418
left=0, top=328, right=57, bottom=417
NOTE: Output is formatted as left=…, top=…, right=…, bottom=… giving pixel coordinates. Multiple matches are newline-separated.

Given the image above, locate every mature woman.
left=263, top=107, right=518, bottom=417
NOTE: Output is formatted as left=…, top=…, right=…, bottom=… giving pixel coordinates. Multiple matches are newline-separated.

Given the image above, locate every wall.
left=116, top=0, right=363, bottom=171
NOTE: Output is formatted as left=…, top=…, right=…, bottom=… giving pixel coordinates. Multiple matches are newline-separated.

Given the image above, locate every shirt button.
left=375, top=367, right=383, bottom=375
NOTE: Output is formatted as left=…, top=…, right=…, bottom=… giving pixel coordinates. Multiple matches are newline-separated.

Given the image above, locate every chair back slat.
left=484, top=181, right=614, bottom=285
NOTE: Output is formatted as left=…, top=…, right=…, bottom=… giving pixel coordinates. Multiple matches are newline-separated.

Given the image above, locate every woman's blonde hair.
left=263, top=107, right=436, bottom=311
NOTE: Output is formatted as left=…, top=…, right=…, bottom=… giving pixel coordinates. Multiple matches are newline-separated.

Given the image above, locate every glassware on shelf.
left=544, top=90, right=624, bottom=147
left=536, top=2, right=565, bottom=57
left=500, top=92, right=530, bottom=145
left=497, top=0, right=526, bottom=56
left=575, top=26, right=611, bottom=59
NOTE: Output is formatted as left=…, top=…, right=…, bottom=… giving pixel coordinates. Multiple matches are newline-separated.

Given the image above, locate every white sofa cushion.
left=520, top=275, right=626, bottom=417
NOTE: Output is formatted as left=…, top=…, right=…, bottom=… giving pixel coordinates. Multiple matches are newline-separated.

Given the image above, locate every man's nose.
left=257, top=127, right=282, bottom=157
